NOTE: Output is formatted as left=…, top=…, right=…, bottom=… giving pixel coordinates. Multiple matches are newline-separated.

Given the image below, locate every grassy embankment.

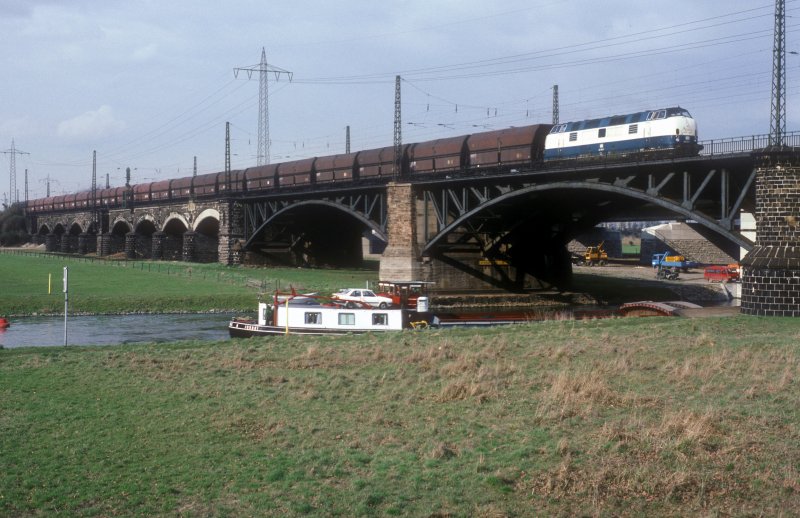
left=0, top=250, right=686, bottom=316
left=1, top=316, right=798, bottom=516
left=0, top=252, right=376, bottom=315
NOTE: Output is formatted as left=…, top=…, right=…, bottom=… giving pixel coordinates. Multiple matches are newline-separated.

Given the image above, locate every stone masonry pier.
left=741, top=147, right=800, bottom=316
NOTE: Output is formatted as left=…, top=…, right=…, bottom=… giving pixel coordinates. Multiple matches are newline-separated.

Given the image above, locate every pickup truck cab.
left=704, top=265, right=740, bottom=283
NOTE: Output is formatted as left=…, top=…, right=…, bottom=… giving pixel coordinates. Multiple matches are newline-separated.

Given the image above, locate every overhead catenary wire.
left=36, top=1, right=796, bottom=185
left=293, top=4, right=788, bottom=84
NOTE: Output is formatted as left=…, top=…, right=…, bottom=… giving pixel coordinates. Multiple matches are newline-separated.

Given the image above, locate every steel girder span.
left=417, top=177, right=755, bottom=288
left=242, top=197, right=387, bottom=267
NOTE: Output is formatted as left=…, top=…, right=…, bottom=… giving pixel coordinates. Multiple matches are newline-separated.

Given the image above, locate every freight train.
left=25, top=107, right=699, bottom=214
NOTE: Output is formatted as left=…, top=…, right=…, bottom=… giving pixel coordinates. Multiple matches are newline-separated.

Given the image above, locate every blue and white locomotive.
left=543, top=107, right=700, bottom=160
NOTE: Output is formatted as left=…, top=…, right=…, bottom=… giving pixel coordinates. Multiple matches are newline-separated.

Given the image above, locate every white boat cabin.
left=259, top=301, right=405, bottom=332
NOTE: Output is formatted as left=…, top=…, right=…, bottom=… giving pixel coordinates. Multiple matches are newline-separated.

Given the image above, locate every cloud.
left=131, top=43, right=158, bottom=61
left=0, top=0, right=59, bottom=18
left=0, top=116, right=40, bottom=138
left=57, top=105, right=126, bottom=140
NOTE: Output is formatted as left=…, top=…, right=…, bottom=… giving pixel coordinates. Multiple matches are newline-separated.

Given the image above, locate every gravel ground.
left=574, top=261, right=740, bottom=305
left=573, top=262, right=708, bottom=282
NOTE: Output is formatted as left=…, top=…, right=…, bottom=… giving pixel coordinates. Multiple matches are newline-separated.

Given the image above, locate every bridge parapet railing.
left=699, top=131, right=800, bottom=157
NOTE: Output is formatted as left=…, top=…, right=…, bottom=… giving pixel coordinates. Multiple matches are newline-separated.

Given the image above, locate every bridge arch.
left=245, top=200, right=387, bottom=248
left=135, top=214, right=156, bottom=229
left=193, top=208, right=220, bottom=231
left=244, top=200, right=387, bottom=267
left=134, top=217, right=158, bottom=259
left=107, top=218, right=133, bottom=256
left=68, top=221, right=85, bottom=235
left=193, top=209, right=220, bottom=263
left=41, top=222, right=66, bottom=253
left=421, top=181, right=754, bottom=256
left=163, top=213, right=191, bottom=232
left=111, top=217, right=132, bottom=235
left=86, top=220, right=100, bottom=234
left=159, top=213, right=190, bottom=261
left=52, top=222, right=66, bottom=235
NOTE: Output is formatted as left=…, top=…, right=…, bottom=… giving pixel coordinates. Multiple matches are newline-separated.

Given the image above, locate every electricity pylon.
left=2, top=139, right=29, bottom=204
left=770, top=0, right=786, bottom=145
left=234, top=48, right=293, bottom=166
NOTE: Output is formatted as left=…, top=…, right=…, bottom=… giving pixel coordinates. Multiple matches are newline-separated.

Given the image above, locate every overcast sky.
left=1, top=0, right=797, bottom=200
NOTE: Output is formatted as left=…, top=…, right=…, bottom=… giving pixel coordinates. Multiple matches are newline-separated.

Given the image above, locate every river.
left=0, top=313, right=234, bottom=348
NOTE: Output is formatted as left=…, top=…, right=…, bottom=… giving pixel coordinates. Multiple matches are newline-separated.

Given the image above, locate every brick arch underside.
left=243, top=201, right=385, bottom=267
left=194, top=214, right=220, bottom=263
left=105, top=219, right=133, bottom=256
left=132, top=218, right=158, bottom=259
left=161, top=217, right=189, bottom=261
left=68, top=222, right=83, bottom=236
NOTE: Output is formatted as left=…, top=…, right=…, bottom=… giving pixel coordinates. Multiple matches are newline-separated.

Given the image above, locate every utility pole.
left=234, top=48, right=293, bottom=166
left=552, top=85, right=560, bottom=125
left=346, top=125, right=351, bottom=154
left=3, top=139, right=30, bottom=204
left=24, top=169, right=28, bottom=202
left=770, top=0, right=786, bottom=145
left=193, top=156, right=197, bottom=177
left=123, top=167, right=134, bottom=211
left=91, top=151, right=98, bottom=231
left=393, top=75, right=402, bottom=178
left=225, top=122, right=231, bottom=191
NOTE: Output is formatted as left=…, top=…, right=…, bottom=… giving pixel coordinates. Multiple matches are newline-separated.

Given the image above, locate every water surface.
left=0, top=313, right=233, bottom=348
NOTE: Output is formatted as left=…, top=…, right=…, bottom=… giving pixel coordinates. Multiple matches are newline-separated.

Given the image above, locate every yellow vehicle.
left=574, top=242, right=608, bottom=266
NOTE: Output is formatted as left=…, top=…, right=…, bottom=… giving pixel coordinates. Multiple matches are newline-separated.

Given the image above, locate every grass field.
left=621, top=243, right=641, bottom=256
left=0, top=252, right=377, bottom=315
left=1, top=316, right=798, bottom=516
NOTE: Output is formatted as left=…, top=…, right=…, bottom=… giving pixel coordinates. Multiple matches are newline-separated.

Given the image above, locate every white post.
left=63, top=267, right=68, bottom=346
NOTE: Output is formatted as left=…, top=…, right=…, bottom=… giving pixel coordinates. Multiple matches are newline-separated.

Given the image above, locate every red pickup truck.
left=703, top=265, right=740, bottom=283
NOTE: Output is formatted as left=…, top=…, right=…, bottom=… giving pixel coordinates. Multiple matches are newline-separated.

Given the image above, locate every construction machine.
left=573, top=242, right=608, bottom=266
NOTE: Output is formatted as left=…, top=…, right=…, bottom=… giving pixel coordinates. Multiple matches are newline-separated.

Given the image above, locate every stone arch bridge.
left=33, top=200, right=228, bottom=263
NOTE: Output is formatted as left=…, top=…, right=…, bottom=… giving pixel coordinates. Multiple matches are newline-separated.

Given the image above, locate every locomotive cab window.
left=598, top=128, right=606, bottom=138
left=304, top=312, right=322, bottom=325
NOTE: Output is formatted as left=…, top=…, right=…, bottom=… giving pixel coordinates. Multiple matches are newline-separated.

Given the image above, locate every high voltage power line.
left=293, top=4, right=790, bottom=84
left=60, top=1, right=795, bottom=178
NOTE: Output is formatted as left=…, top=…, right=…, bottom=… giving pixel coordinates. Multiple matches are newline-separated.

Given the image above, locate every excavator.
left=573, top=242, right=608, bottom=266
